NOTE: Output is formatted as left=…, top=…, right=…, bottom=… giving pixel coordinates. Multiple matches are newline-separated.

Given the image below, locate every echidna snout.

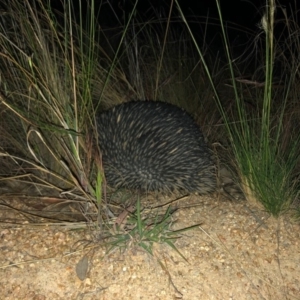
left=97, top=101, right=216, bottom=194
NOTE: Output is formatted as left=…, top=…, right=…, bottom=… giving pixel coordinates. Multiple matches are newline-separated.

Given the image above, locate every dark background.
left=48, top=0, right=298, bottom=29
left=47, top=0, right=299, bottom=51
left=41, top=0, right=299, bottom=73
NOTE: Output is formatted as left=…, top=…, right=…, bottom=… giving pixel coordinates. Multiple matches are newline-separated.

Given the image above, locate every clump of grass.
left=0, top=0, right=145, bottom=225
left=100, top=198, right=195, bottom=261
left=221, top=0, right=300, bottom=216
left=0, top=0, right=108, bottom=224
left=176, top=0, right=300, bottom=217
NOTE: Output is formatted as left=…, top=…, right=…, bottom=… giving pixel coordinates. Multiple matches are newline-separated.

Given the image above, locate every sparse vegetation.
left=99, top=198, right=196, bottom=260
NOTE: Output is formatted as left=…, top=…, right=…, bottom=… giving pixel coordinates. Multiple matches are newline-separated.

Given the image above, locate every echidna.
left=96, top=101, right=216, bottom=194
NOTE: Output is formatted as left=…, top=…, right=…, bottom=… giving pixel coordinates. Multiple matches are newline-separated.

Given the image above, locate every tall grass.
left=0, top=0, right=108, bottom=223
left=220, top=0, right=300, bottom=216
left=176, top=0, right=300, bottom=216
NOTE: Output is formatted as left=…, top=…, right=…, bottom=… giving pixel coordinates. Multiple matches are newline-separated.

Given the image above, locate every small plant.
left=102, top=199, right=196, bottom=260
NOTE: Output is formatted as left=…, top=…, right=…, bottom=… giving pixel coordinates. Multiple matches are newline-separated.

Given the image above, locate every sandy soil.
left=0, top=195, right=299, bottom=300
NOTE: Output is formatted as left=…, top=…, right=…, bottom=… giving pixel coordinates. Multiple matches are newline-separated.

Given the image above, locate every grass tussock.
left=225, top=0, right=300, bottom=217
left=176, top=0, right=300, bottom=217
left=0, top=0, right=112, bottom=224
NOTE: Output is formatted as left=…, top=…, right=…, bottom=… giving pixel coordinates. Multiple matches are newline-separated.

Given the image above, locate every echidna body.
left=97, top=101, right=216, bottom=194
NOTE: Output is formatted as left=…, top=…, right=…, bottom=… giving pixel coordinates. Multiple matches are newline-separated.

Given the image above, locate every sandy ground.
left=0, top=195, right=299, bottom=300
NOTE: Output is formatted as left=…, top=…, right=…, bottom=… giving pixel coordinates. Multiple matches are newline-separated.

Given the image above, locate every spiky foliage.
left=0, top=0, right=109, bottom=223
left=220, top=0, right=300, bottom=216
left=100, top=198, right=196, bottom=261
left=176, top=0, right=300, bottom=216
